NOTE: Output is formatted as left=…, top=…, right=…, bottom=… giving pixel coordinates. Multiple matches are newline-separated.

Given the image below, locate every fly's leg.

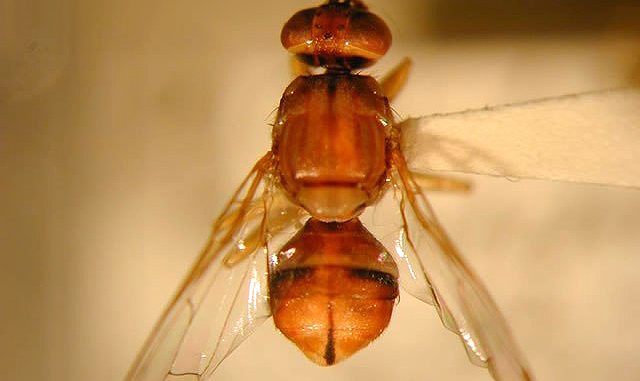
left=410, top=171, right=472, bottom=193
left=380, top=57, right=412, bottom=102
left=223, top=192, right=305, bottom=266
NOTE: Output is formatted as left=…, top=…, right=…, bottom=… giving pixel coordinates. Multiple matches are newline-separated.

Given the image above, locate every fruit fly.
left=125, top=1, right=534, bottom=380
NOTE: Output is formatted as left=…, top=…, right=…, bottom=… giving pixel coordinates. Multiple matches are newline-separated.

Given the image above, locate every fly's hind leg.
left=223, top=190, right=306, bottom=266
left=380, top=57, right=412, bottom=102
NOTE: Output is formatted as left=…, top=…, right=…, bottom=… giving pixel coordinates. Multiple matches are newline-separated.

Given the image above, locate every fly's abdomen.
left=269, top=218, right=399, bottom=366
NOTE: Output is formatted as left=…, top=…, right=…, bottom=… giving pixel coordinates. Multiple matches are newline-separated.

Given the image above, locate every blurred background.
left=2, top=0, right=640, bottom=380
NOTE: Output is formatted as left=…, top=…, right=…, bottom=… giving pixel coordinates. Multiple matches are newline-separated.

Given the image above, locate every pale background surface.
left=2, top=1, right=640, bottom=380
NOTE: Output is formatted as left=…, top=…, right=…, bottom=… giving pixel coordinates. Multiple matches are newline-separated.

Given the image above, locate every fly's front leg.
left=380, top=57, right=412, bottom=102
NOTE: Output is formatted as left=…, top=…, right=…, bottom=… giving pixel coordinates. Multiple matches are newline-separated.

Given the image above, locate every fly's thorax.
left=272, top=74, right=393, bottom=222
left=268, top=218, right=399, bottom=366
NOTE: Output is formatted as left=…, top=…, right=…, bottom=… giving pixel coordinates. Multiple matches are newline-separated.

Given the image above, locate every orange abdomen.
left=269, top=218, right=399, bottom=366
left=273, top=74, right=392, bottom=222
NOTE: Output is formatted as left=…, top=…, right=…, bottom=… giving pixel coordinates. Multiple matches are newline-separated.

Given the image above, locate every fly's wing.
left=125, top=154, right=304, bottom=381
left=400, top=89, right=640, bottom=188
left=381, top=151, right=534, bottom=381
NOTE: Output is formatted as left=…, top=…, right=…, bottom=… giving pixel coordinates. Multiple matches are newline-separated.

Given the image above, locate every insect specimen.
left=125, top=1, right=534, bottom=380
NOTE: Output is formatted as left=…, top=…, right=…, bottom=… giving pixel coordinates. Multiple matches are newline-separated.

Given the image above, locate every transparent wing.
left=126, top=153, right=304, bottom=381
left=379, top=150, right=534, bottom=381
left=400, top=89, right=640, bottom=188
